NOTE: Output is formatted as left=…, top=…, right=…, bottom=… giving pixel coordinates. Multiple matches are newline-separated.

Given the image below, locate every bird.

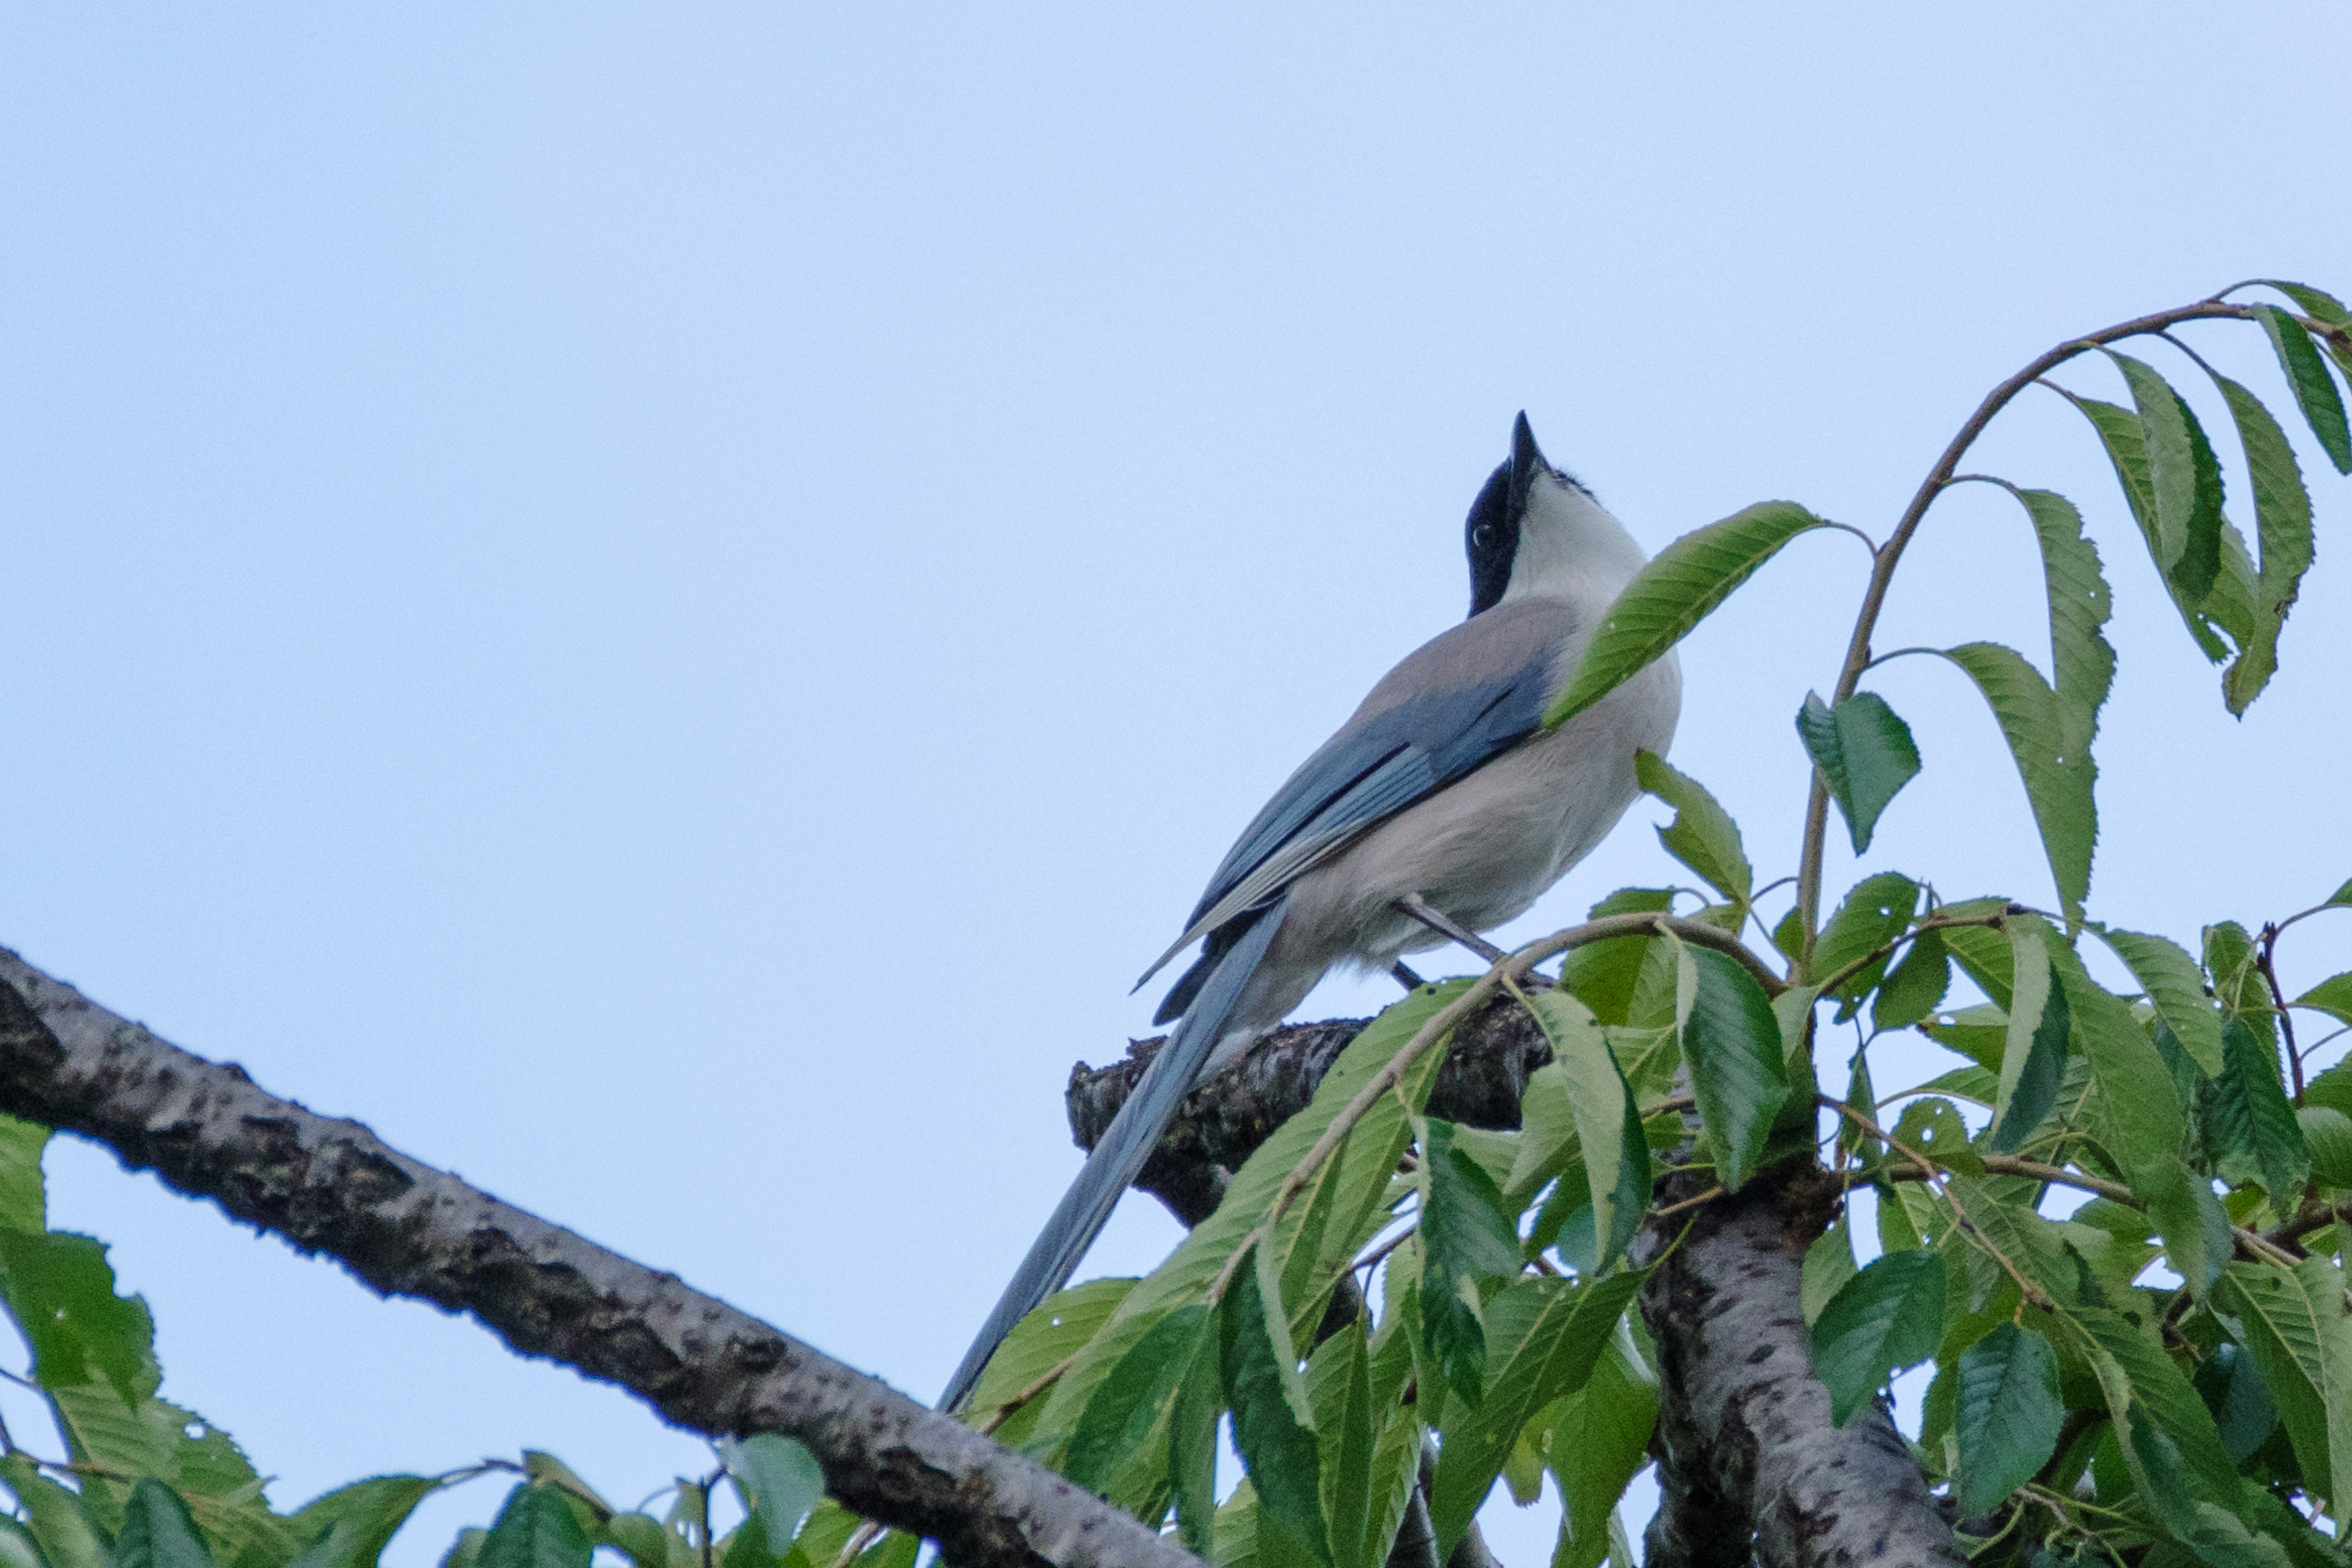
left=938, top=412, right=1681, bottom=1412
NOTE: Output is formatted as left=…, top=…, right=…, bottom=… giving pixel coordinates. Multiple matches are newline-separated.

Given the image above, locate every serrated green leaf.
left=2095, top=927, right=2225, bottom=1077
left=475, top=1489, right=590, bottom=1568
left=1678, top=946, right=1789, bottom=1189
left=1800, top=1218, right=1858, bottom=1326
left=1538, top=1325, right=1655, bottom=1568
left=2326, top=878, right=2352, bottom=910
left=2254, top=303, right=2352, bottom=474
left=1034, top=982, right=1471, bottom=1450
left=2108, top=350, right=2223, bottom=606
left=1891, top=1098, right=1981, bottom=1179
left=2201, top=1017, right=2307, bottom=1202
left=962, top=1276, right=1136, bottom=1434
left=290, top=1477, right=442, bottom=1568
left=2044, top=938, right=2187, bottom=1170
left=1989, top=918, right=2066, bottom=1153
left=2141, top=1156, right=2230, bottom=1302
left=2299, top=973, right=2352, bottom=1029
left=1937, top=644, right=2096, bottom=919
left=715, top=1437, right=821, bottom=1556
left=592, top=1515, right=671, bottom=1568
left=1810, top=1251, right=1945, bottom=1425
left=1064, top=1303, right=1208, bottom=1493
left=2214, top=1259, right=2352, bottom=1513
left=1169, top=1300, right=1223, bottom=1558
left=0, top=1231, right=157, bottom=1406
left=0, top=1115, right=49, bottom=1235
left=0, top=1455, right=112, bottom=1568
left=1954, top=1322, right=2062, bottom=1517
left=2062, top=388, right=2236, bottom=663
left=116, top=1483, right=210, bottom=1568
left=1428, top=1270, right=1643, bottom=1556
left=2208, top=370, right=2317, bottom=713
left=1871, top=929, right=1948, bottom=1033
left=1519, top=995, right=1651, bottom=1271
left=1221, top=1251, right=1327, bottom=1567
left=1795, top=691, right=1921, bottom=856
left=2300, top=1107, right=2352, bottom=1189
left=1417, top=1118, right=1521, bottom=1407
left=1811, top=873, right=1919, bottom=997
left=2010, top=486, right=2117, bottom=761
left=2253, top=280, right=2352, bottom=326
left=1632, top=752, right=1749, bottom=908
left=1545, top=502, right=1825, bottom=727
left=1305, top=1324, right=1374, bottom=1568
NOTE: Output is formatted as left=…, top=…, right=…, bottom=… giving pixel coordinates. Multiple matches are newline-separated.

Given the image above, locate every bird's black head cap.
left=1465, top=412, right=1548, bottom=617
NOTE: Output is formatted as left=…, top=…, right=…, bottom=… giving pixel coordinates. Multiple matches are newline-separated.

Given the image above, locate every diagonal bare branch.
left=0, top=948, right=1201, bottom=1568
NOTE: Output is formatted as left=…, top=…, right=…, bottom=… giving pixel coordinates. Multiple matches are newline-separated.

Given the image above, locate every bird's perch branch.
left=0, top=949, right=1200, bottom=1568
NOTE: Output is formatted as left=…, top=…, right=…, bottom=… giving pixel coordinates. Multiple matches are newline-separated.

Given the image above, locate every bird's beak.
left=1508, top=411, right=1549, bottom=517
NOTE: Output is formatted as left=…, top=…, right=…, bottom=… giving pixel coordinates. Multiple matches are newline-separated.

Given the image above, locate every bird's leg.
left=1394, top=892, right=1509, bottom=963
left=1389, top=960, right=1428, bottom=991
left=1393, top=893, right=1552, bottom=990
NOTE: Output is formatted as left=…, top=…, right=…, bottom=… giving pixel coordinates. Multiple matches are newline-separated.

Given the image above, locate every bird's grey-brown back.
left=1194, top=445, right=1681, bottom=1072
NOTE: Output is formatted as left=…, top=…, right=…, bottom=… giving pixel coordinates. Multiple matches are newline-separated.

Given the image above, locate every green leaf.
left=1538, top=1325, right=1656, bottom=1568
left=2201, top=1017, right=2308, bottom=1202
left=476, top=1488, right=591, bottom=1568
left=1033, top=982, right=1469, bottom=1448
left=1811, top=872, right=1919, bottom=995
left=2254, top=303, right=2352, bottom=474
left=2094, top=927, right=2225, bottom=1077
left=1428, top=1270, right=1643, bottom=1556
left=1891, top=1098, right=1981, bottom=1180
left=716, top=1436, right=823, bottom=1556
left=1809, top=1250, right=1946, bottom=1425
left=1417, top=1118, right=1522, bottom=1406
left=2327, top=878, right=2352, bottom=910
left=1220, top=1251, right=1328, bottom=1567
left=2213, top=1259, right=2352, bottom=1513
left=2062, top=387, right=2241, bottom=665
left=962, top=1276, right=1137, bottom=1434
left=0, top=1519, right=45, bottom=1568
left=2252, top=280, right=2352, bottom=326
left=1632, top=752, right=1751, bottom=907
left=1678, top=946, right=1790, bottom=1189
left=1519, top=994, right=1651, bottom=1272
left=2108, top=350, right=2223, bottom=605
left=2208, top=370, right=2318, bottom=713
left=1794, top=691, right=1921, bottom=855
left=116, top=1482, right=211, bottom=1568
left=1545, top=501, right=1825, bottom=727
left=0, top=1115, right=50, bottom=1234
left=2045, top=937, right=2187, bottom=1170
left=1871, top=929, right=1948, bottom=1033
left=1801, top=1219, right=1858, bottom=1325
left=2300, top=1107, right=2352, bottom=1188
left=2299, top=973, right=2352, bottom=1028
left=1169, top=1303, right=1223, bottom=1558
left=1937, top=644, right=2096, bottom=919
left=1064, top=1304, right=1209, bottom=1493
left=1305, top=1325, right=1375, bottom=1568
left=0, top=1456, right=110, bottom=1568
left=2069, top=1303, right=2239, bottom=1494
left=1988, top=918, right=2066, bottom=1153
left=0, top=1230, right=157, bottom=1405
left=290, top=1477, right=443, bottom=1568
left=2010, top=486, right=2117, bottom=760
left=1953, top=1323, right=2062, bottom=1517
left=2141, top=1156, right=2231, bottom=1301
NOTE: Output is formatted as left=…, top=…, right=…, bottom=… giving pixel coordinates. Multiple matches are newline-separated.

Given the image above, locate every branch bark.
left=0, top=949, right=1200, bottom=1568
left=1635, top=1166, right=1964, bottom=1568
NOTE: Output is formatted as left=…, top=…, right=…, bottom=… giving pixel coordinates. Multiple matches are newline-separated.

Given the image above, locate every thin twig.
left=1790, top=300, right=2261, bottom=951
left=2256, top=921, right=2307, bottom=1101
left=1819, top=1095, right=2051, bottom=1308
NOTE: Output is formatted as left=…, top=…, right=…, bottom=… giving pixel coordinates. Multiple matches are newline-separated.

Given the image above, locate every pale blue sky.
left=2, top=7, right=2348, bottom=1564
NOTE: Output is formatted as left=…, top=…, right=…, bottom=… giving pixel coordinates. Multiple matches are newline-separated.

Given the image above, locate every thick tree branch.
left=1635, top=1166, right=1964, bottom=1568
left=0, top=949, right=1200, bottom=1568
left=1065, top=996, right=1551, bottom=1224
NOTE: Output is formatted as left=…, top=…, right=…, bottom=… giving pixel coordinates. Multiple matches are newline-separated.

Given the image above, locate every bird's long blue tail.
left=937, top=897, right=1289, bottom=1413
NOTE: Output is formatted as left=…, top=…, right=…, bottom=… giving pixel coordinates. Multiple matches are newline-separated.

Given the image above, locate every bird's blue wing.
left=1137, top=598, right=1574, bottom=992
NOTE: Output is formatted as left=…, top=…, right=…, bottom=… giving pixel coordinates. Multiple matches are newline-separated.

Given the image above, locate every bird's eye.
left=1471, top=522, right=1495, bottom=548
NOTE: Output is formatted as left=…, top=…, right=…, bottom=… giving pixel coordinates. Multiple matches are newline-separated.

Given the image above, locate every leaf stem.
left=1817, top=1094, right=2050, bottom=1309
left=1791, top=299, right=2261, bottom=956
